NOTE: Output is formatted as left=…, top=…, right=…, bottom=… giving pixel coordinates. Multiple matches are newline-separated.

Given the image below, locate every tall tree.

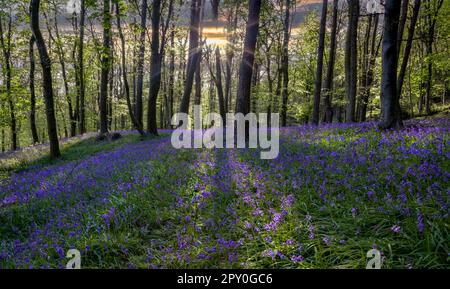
left=147, top=0, right=162, bottom=135
left=0, top=11, right=17, bottom=150
left=78, top=0, right=86, bottom=134
left=311, top=0, right=327, bottom=125
left=397, top=0, right=409, bottom=57
left=44, top=7, right=76, bottom=137
left=179, top=0, right=202, bottom=115
left=30, top=0, right=61, bottom=158
left=29, top=35, right=39, bottom=144
left=323, top=0, right=339, bottom=123
left=116, top=0, right=144, bottom=135
left=99, top=0, right=111, bottom=135
left=167, top=27, right=175, bottom=126
left=398, top=0, right=421, bottom=99
left=280, top=0, right=291, bottom=127
left=345, top=0, right=359, bottom=122
left=359, top=13, right=381, bottom=122
left=424, top=0, right=444, bottom=115
left=235, top=0, right=262, bottom=116
left=135, top=0, right=147, bottom=130
left=379, top=0, right=403, bottom=129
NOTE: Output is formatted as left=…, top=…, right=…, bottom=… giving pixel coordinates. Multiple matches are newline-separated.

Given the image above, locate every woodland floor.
left=0, top=117, right=449, bottom=269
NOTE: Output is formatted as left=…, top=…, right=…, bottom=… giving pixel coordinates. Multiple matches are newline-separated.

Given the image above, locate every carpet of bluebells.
left=0, top=118, right=449, bottom=269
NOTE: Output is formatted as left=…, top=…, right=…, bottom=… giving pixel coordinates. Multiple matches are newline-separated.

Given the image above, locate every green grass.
left=0, top=133, right=156, bottom=181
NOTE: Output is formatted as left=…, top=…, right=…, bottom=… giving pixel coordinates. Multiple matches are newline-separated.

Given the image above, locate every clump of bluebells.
left=0, top=119, right=448, bottom=269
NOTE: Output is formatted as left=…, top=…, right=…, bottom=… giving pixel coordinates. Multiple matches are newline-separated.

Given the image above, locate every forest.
left=0, top=0, right=449, bottom=269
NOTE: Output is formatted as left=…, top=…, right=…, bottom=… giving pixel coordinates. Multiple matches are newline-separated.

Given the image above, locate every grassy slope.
left=0, top=120, right=448, bottom=269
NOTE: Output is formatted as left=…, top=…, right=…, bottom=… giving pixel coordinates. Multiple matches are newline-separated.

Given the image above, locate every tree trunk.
left=179, top=0, right=202, bottom=115
left=345, top=0, right=359, bottom=123
left=30, top=0, right=61, bottom=158
left=357, top=14, right=372, bottom=122
left=135, top=0, right=147, bottom=130
left=424, top=0, right=444, bottom=115
left=29, top=35, right=39, bottom=144
left=379, top=0, right=403, bottom=130
left=147, top=0, right=162, bottom=135
left=215, top=47, right=226, bottom=122
left=397, top=0, right=409, bottom=57
left=281, top=0, right=291, bottom=127
left=78, top=0, right=86, bottom=134
left=236, top=0, right=262, bottom=116
left=49, top=9, right=76, bottom=137
left=99, top=0, right=111, bottom=135
left=398, top=0, right=421, bottom=99
left=323, top=0, right=338, bottom=123
left=116, top=2, right=145, bottom=135
left=312, top=0, right=327, bottom=125
left=359, top=14, right=380, bottom=122
left=0, top=13, right=17, bottom=151
left=195, top=52, right=202, bottom=105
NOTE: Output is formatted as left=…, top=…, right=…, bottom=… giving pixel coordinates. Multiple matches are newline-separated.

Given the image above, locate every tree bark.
left=312, top=0, right=327, bottom=125
left=29, top=35, right=39, bottom=144
left=78, top=0, right=86, bottom=134
left=359, top=14, right=380, bottom=122
left=397, top=0, right=421, bottom=99
left=168, top=28, right=175, bottom=127
left=323, top=0, right=338, bottom=123
left=135, top=0, right=147, bottom=130
left=345, top=0, right=359, bottom=123
left=379, top=0, right=403, bottom=130
left=147, top=0, right=162, bottom=135
left=424, top=0, right=443, bottom=115
left=47, top=9, right=76, bottom=137
left=116, top=2, right=145, bottom=135
left=397, top=0, right=409, bottom=57
left=179, top=0, right=202, bottom=115
left=0, top=12, right=17, bottom=151
left=30, top=0, right=61, bottom=158
left=99, top=0, right=111, bottom=135
left=235, top=0, right=262, bottom=115
left=215, top=47, right=226, bottom=122
left=281, top=0, right=291, bottom=127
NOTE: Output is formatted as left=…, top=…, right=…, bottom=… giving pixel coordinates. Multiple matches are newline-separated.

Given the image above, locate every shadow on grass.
left=0, top=133, right=166, bottom=181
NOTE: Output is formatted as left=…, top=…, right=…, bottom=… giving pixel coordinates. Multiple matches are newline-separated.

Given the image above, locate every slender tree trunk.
left=116, top=2, right=144, bottom=135
left=215, top=47, right=226, bottom=122
left=312, top=0, right=327, bottom=125
left=225, top=7, right=238, bottom=113
left=195, top=52, right=202, bottom=105
left=179, top=0, right=202, bottom=115
left=30, top=0, right=61, bottom=158
left=168, top=28, right=175, bottom=126
left=147, top=0, right=162, bottom=135
left=108, top=36, right=114, bottom=131
left=78, top=0, right=86, bottom=134
left=99, top=0, right=111, bottom=135
left=49, top=10, right=76, bottom=137
left=0, top=13, right=17, bottom=151
left=358, top=14, right=372, bottom=122
left=360, top=14, right=380, bottom=122
left=323, top=0, right=338, bottom=123
left=345, top=0, right=359, bottom=123
left=379, top=0, right=403, bottom=129
left=398, top=0, right=421, bottom=99
left=236, top=0, right=262, bottom=117
left=29, top=35, right=39, bottom=144
left=424, top=0, right=443, bottom=115
left=135, top=0, right=147, bottom=130
left=281, top=0, right=291, bottom=127
left=397, top=0, right=409, bottom=57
